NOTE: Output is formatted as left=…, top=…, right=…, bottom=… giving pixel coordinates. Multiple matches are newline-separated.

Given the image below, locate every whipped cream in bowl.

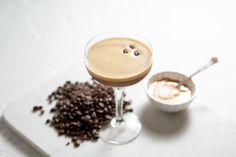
left=146, top=71, right=196, bottom=113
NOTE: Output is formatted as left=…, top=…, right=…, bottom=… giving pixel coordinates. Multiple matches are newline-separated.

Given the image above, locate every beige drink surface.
left=86, top=37, right=152, bottom=86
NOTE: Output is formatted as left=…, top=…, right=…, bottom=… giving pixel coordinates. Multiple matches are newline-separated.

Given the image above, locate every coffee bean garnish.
left=129, top=44, right=135, bottom=49
left=66, top=142, right=70, bottom=146
left=134, top=50, right=140, bottom=56
left=32, top=80, right=132, bottom=148
left=123, top=49, right=128, bottom=54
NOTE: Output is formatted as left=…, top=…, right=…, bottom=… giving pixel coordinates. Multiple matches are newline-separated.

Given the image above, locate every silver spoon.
left=158, top=57, right=219, bottom=99
left=177, top=57, right=219, bottom=91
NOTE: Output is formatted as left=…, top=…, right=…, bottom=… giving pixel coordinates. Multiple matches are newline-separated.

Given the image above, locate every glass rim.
left=84, top=31, right=153, bottom=68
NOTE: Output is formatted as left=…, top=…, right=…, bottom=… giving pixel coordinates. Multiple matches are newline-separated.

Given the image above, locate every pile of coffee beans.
left=33, top=80, right=132, bottom=148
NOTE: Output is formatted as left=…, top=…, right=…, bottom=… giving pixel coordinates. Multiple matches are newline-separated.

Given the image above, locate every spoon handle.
left=183, top=57, right=219, bottom=83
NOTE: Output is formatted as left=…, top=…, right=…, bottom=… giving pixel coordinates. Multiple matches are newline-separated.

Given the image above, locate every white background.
left=0, top=0, right=236, bottom=156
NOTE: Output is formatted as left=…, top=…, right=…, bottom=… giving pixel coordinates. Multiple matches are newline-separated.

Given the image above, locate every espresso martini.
left=85, top=37, right=152, bottom=87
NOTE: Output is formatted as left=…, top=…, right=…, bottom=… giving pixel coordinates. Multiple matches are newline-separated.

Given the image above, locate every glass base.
left=100, top=113, right=142, bottom=145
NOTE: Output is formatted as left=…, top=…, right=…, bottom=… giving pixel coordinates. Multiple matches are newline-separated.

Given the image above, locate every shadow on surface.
left=140, top=102, right=190, bottom=138
left=0, top=117, right=45, bottom=157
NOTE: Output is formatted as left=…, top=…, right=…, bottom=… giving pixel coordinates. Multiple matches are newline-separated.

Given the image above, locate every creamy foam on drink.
left=86, top=37, right=152, bottom=86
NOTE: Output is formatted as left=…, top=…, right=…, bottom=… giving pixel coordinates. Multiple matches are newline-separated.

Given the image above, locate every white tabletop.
left=0, top=0, right=236, bottom=156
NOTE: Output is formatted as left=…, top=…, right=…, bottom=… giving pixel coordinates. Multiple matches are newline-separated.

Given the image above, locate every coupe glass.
left=84, top=32, right=152, bottom=144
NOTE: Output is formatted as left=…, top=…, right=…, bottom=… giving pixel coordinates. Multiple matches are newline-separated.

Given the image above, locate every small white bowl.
left=146, top=71, right=197, bottom=113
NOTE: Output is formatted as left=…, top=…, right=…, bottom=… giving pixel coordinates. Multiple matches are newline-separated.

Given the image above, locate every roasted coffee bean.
left=127, top=108, right=134, bottom=112
left=45, top=119, right=50, bottom=124
left=129, top=44, right=135, bottom=49
left=72, top=137, right=78, bottom=142
left=97, top=109, right=103, bottom=114
left=96, top=125, right=102, bottom=129
left=32, top=106, right=38, bottom=112
left=65, top=81, right=71, bottom=85
left=123, top=49, right=128, bottom=53
left=48, top=95, right=53, bottom=103
left=50, top=108, right=56, bottom=113
left=76, top=110, right=82, bottom=116
left=98, top=102, right=105, bottom=108
left=87, top=131, right=92, bottom=138
left=84, top=110, right=90, bottom=114
left=86, top=115, right=91, bottom=120
left=134, top=50, right=140, bottom=56
left=92, top=129, right=97, bottom=135
left=91, top=112, right=97, bottom=118
left=74, top=140, right=80, bottom=148
left=85, top=96, right=92, bottom=100
left=105, top=115, right=112, bottom=120
left=69, top=115, right=74, bottom=120
left=32, top=106, right=43, bottom=112
left=57, top=87, right=64, bottom=94
left=93, top=119, right=99, bottom=124
left=54, top=118, right=59, bottom=123
left=39, top=110, right=44, bottom=116
left=59, top=129, right=65, bottom=134
left=81, top=134, right=87, bottom=140
left=104, top=107, right=108, bottom=112
left=93, top=134, right=100, bottom=140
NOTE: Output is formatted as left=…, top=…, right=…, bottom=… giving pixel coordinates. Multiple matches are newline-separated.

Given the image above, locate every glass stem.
left=113, top=87, right=125, bottom=123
